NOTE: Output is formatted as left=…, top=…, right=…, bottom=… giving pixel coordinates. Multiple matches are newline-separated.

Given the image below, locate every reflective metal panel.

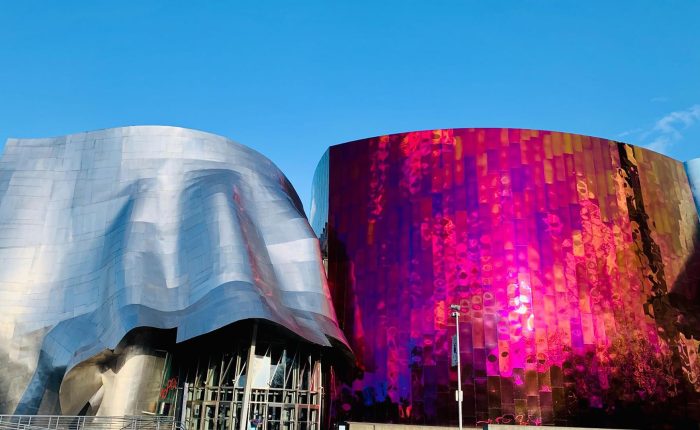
left=0, top=126, right=347, bottom=415
left=315, top=129, right=700, bottom=427
left=686, top=158, right=700, bottom=217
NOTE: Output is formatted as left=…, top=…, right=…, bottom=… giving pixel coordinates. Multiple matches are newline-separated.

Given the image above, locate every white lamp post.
left=450, top=304, right=463, bottom=430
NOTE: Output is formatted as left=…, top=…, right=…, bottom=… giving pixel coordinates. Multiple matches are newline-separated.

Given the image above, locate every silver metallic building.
left=0, top=126, right=348, bottom=428
left=686, top=158, right=700, bottom=217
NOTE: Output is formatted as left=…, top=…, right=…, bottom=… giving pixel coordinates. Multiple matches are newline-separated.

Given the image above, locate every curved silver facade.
left=0, top=126, right=346, bottom=414
left=686, top=158, right=700, bottom=217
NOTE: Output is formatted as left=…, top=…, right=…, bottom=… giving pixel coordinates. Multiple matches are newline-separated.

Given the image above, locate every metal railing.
left=0, top=416, right=182, bottom=430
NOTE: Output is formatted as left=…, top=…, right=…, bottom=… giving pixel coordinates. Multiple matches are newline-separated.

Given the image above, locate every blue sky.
left=1, top=1, right=699, bottom=212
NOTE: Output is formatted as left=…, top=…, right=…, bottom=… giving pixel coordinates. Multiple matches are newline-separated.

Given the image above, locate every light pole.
left=450, top=304, right=463, bottom=430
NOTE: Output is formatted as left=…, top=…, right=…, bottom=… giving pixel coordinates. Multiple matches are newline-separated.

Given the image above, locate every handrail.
left=0, top=416, right=181, bottom=430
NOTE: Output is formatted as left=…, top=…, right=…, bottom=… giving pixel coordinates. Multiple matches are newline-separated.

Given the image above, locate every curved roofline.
left=5, top=124, right=307, bottom=214
left=330, top=126, right=682, bottom=162
left=9, top=124, right=232, bottom=143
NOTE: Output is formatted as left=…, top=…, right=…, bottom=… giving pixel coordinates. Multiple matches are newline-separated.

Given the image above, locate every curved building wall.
left=686, top=158, right=700, bottom=217
left=312, top=128, right=700, bottom=427
left=0, top=126, right=347, bottom=415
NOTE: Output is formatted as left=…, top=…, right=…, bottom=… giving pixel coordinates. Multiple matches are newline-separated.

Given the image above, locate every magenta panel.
left=318, top=129, right=700, bottom=428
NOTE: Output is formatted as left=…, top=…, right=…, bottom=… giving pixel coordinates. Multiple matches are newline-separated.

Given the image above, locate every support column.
left=239, top=322, right=258, bottom=430
left=180, top=382, right=189, bottom=428
left=315, top=360, right=322, bottom=430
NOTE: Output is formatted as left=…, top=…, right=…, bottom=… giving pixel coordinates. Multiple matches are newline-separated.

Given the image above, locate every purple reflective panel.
left=318, top=129, right=700, bottom=427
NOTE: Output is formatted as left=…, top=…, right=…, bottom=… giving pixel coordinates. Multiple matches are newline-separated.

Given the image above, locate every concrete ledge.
left=346, top=423, right=628, bottom=430
left=488, top=426, right=627, bottom=430
left=346, top=423, right=467, bottom=430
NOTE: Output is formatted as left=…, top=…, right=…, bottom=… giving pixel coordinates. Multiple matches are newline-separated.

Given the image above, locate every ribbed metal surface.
left=0, top=126, right=347, bottom=415
left=315, top=128, right=699, bottom=427
left=685, top=158, right=700, bottom=217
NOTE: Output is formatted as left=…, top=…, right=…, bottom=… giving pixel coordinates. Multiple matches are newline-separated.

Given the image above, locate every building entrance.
left=157, top=322, right=325, bottom=430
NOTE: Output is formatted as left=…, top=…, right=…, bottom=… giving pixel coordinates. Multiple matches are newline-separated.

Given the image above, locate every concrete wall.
left=347, top=423, right=464, bottom=430
left=346, top=423, right=625, bottom=430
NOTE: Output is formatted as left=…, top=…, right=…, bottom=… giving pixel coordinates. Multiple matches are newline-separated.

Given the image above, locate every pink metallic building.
left=311, top=128, right=700, bottom=428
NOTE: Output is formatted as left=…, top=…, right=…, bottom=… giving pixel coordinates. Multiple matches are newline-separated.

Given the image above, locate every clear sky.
left=1, top=1, right=699, bottom=213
